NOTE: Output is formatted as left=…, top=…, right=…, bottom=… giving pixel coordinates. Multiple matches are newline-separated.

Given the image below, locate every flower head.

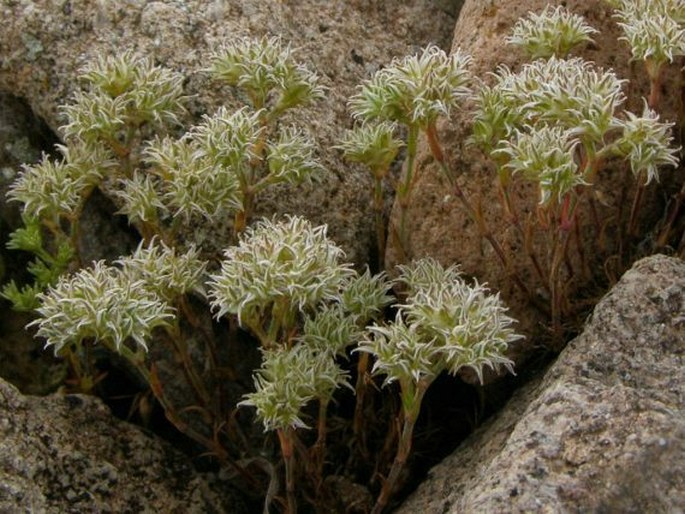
left=337, top=122, right=403, bottom=177
left=611, top=0, right=685, bottom=77
left=299, top=303, right=364, bottom=356
left=265, top=127, right=325, bottom=187
left=114, top=171, right=167, bottom=224
left=615, top=102, right=680, bottom=183
left=507, top=5, right=598, bottom=59
left=62, top=51, right=186, bottom=143
left=358, top=313, right=443, bottom=386
left=31, top=261, right=174, bottom=355
left=349, top=45, right=472, bottom=128
left=144, top=132, right=242, bottom=221
left=117, top=239, right=208, bottom=301
left=239, top=345, right=348, bottom=431
left=209, top=36, right=324, bottom=113
left=207, top=216, right=353, bottom=329
left=339, top=268, right=394, bottom=322
left=473, top=57, right=626, bottom=153
left=8, top=142, right=113, bottom=220
left=494, top=126, right=587, bottom=205
left=360, top=259, right=521, bottom=386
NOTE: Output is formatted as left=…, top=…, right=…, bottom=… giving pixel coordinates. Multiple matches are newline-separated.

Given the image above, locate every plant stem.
left=373, top=176, right=386, bottom=270
left=656, top=60, right=685, bottom=249
left=646, top=61, right=664, bottom=110
left=371, top=380, right=429, bottom=514
left=424, top=123, right=535, bottom=301
left=352, top=352, right=371, bottom=459
left=394, top=125, right=419, bottom=260
left=628, top=172, right=646, bottom=237
left=311, top=397, right=329, bottom=492
left=277, top=427, right=298, bottom=514
left=164, top=320, right=211, bottom=408
left=549, top=193, right=578, bottom=343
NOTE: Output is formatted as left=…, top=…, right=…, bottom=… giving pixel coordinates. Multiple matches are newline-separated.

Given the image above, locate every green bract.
left=507, top=5, right=598, bottom=59
left=207, top=216, right=353, bottom=329
left=349, top=45, right=472, bottom=128
left=30, top=261, right=174, bottom=355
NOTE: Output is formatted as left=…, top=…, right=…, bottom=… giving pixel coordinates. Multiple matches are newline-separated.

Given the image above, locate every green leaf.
left=6, top=218, right=43, bottom=254
left=55, top=241, right=76, bottom=270
left=1, top=280, right=42, bottom=312
left=27, top=258, right=58, bottom=286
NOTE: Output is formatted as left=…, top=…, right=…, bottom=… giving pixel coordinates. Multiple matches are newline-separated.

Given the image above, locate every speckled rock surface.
left=0, top=377, right=248, bottom=513
left=385, top=0, right=682, bottom=356
left=397, top=254, right=685, bottom=513
left=0, top=0, right=462, bottom=266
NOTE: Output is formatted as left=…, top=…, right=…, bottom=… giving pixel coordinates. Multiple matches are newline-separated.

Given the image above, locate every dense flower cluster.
left=239, top=345, right=349, bottom=431
left=116, top=239, right=208, bottom=302
left=359, top=259, right=521, bottom=385
left=62, top=51, right=186, bottom=144
left=507, top=5, right=598, bottom=58
left=609, top=0, right=685, bottom=77
left=209, top=36, right=325, bottom=113
left=31, top=261, right=174, bottom=355
left=349, top=45, right=472, bottom=128
left=8, top=142, right=114, bottom=220
left=207, top=216, right=353, bottom=328
left=337, top=122, right=403, bottom=177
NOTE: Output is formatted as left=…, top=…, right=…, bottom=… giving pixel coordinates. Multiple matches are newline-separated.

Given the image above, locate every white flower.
left=207, top=216, right=353, bottom=328
left=31, top=261, right=174, bottom=355
left=349, top=45, right=472, bottom=127
left=507, top=5, right=598, bottom=58
left=615, top=102, right=680, bottom=183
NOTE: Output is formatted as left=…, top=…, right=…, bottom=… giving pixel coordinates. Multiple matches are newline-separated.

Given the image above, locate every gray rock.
left=0, top=377, right=248, bottom=513
left=0, top=0, right=462, bottom=266
left=397, top=254, right=685, bottom=513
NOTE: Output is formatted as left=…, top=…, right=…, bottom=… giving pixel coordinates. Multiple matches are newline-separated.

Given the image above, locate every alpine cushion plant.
left=208, top=215, right=392, bottom=513
left=347, top=45, right=472, bottom=260
left=6, top=6, right=683, bottom=513
left=2, top=40, right=336, bottom=504
left=30, top=260, right=175, bottom=391
left=358, top=258, right=522, bottom=514
left=608, top=0, right=685, bottom=106
left=471, top=7, right=680, bottom=339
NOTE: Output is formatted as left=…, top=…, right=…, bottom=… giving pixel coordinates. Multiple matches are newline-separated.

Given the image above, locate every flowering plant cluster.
left=2, top=3, right=684, bottom=513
